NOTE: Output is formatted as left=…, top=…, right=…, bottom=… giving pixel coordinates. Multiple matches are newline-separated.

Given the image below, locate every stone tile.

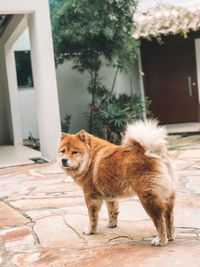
left=0, top=201, right=29, bottom=228
left=0, top=226, right=30, bottom=242
left=173, top=159, right=195, bottom=170
left=9, top=240, right=200, bottom=267
left=75, top=241, right=200, bottom=267
left=185, top=183, right=200, bottom=193
left=33, top=163, right=63, bottom=174
left=178, top=149, right=200, bottom=160
left=21, top=177, right=65, bottom=188
left=185, top=176, right=200, bottom=185
left=9, top=196, right=85, bottom=210
left=0, top=248, right=5, bottom=255
left=30, top=183, right=79, bottom=195
left=118, top=200, right=150, bottom=221
left=11, top=251, right=41, bottom=267
left=176, top=169, right=200, bottom=177
left=5, top=234, right=35, bottom=252
left=0, top=145, right=40, bottom=168
left=175, top=233, right=198, bottom=240
left=174, top=205, right=200, bottom=228
left=192, top=161, right=200, bottom=169
left=10, top=248, right=73, bottom=267
left=26, top=210, right=53, bottom=221
left=0, top=175, right=32, bottom=198
left=34, top=215, right=85, bottom=248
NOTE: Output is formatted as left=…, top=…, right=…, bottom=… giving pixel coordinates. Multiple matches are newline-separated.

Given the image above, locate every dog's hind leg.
left=150, top=214, right=168, bottom=246
left=105, top=200, right=119, bottom=228
left=83, top=197, right=103, bottom=235
left=139, top=191, right=168, bottom=246
left=165, top=194, right=175, bottom=241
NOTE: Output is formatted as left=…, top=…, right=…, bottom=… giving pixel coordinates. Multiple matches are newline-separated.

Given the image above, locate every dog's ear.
left=77, top=130, right=89, bottom=144
left=60, top=132, right=68, bottom=142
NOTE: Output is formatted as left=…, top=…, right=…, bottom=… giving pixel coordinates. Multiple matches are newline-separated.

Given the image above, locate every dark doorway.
left=141, top=36, right=200, bottom=124
left=14, top=50, right=34, bottom=89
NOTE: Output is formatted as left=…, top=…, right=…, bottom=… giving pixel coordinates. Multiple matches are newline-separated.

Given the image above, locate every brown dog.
left=58, top=120, right=175, bottom=246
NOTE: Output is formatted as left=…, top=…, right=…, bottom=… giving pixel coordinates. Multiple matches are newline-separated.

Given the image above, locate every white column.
left=28, top=3, right=61, bottom=161
left=4, top=44, right=22, bottom=145
left=138, top=49, right=147, bottom=120
left=0, top=42, right=13, bottom=144
left=195, top=39, right=200, bottom=104
left=2, top=15, right=28, bottom=145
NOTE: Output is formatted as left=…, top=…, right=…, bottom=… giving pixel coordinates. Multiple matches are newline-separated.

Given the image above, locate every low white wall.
left=56, top=61, right=90, bottom=133
left=57, top=59, right=140, bottom=133
left=18, top=89, right=39, bottom=139
left=13, top=28, right=39, bottom=139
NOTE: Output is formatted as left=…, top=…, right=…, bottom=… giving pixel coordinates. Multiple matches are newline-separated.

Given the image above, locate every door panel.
left=141, top=38, right=199, bottom=124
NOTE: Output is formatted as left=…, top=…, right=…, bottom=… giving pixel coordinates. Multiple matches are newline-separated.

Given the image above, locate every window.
left=14, top=50, right=34, bottom=89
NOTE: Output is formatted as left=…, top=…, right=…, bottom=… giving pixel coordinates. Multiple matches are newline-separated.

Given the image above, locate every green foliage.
left=51, top=0, right=138, bottom=71
left=61, top=114, right=71, bottom=133
left=92, top=90, right=151, bottom=143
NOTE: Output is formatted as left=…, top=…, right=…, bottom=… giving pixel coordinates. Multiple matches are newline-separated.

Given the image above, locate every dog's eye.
left=72, top=151, right=78, bottom=155
left=60, top=149, right=65, bottom=154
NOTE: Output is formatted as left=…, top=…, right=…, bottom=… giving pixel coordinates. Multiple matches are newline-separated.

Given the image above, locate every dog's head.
left=57, top=130, right=91, bottom=177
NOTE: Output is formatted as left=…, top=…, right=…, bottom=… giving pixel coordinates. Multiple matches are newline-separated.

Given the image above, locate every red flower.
left=89, top=104, right=100, bottom=111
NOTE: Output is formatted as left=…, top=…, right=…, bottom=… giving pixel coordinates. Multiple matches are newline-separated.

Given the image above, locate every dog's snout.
left=61, top=158, right=69, bottom=167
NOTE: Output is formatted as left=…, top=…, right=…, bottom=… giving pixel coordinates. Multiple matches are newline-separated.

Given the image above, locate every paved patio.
left=0, top=146, right=41, bottom=169
left=0, top=134, right=200, bottom=267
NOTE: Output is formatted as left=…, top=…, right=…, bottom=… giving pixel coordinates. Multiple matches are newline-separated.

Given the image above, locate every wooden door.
left=141, top=37, right=200, bottom=124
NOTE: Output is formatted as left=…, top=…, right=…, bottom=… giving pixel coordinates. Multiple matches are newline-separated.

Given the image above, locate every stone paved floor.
left=0, top=134, right=200, bottom=267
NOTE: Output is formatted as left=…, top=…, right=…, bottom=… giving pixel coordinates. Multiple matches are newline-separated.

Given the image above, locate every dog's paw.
left=151, top=236, right=168, bottom=247
left=168, top=234, right=175, bottom=241
left=107, top=223, right=117, bottom=228
left=83, top=227, right=95, bottom=235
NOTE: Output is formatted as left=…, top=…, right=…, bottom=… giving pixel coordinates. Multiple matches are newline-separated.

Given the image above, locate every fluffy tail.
left=123, top=119, right=167, bottom=158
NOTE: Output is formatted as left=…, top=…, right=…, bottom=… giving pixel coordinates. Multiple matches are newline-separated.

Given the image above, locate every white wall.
left=18, top=90, right=38, bottom=138
left=13, top=28, right=39, bottom=139
left=56, top=61, right=89, bottom=133
left=13, top=28, right=30, bottom=50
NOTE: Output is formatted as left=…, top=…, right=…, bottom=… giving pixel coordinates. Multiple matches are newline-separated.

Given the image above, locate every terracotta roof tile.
left=133, top=4, right=200, bottom=39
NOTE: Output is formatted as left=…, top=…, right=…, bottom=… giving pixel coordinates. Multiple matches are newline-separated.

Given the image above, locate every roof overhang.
left=133, top=4, right=200, bottom=39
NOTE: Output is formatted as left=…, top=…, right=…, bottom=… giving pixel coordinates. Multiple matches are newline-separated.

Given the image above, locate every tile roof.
left=133, top=4, right=200, bottom=39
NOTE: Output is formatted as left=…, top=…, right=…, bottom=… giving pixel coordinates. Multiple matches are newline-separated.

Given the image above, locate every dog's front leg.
left=105, top=200, right=119, bottom=228
left=83, top=196, right=103, bottom=235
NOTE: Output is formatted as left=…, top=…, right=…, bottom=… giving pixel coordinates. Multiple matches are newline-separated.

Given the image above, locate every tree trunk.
left=88, top=70, right=97, bottom=133
left=110, top=66, right=119, bottom=95
left=130, top=67, right=133, bottom=110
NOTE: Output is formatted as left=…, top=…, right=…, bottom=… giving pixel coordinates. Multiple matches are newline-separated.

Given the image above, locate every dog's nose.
left=61, top=158, right=69, bottom=167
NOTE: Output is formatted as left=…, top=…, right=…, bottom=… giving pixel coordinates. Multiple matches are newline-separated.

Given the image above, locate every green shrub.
left=61, top=114, right=71, bottom=133
left=92, top=90, right=151, bottom=143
